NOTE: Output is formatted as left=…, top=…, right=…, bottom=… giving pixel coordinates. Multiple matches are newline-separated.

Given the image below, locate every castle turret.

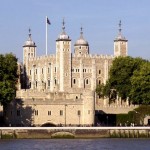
left=74, top=27, right=89, bottom=55
left=114, top=21, right=128, bottom=57
left=23, top=28, right=36, bottom=66
left=23, top=29, right=36, bottom=88
left=56, top=19, right=71, bottom=92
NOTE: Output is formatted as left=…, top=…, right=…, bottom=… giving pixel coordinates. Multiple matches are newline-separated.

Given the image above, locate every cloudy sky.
left=0, top=0, right=150, bottom=61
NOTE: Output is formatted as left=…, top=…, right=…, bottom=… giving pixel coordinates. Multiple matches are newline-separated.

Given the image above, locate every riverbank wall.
left=0, top=127, right=150, bottom=139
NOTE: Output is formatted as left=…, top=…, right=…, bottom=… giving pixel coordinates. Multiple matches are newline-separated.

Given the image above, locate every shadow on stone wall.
left=4, top=99, right=34, bottom=127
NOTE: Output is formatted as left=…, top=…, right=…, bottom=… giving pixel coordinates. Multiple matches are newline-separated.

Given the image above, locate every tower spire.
left=62, top=18, right=65, bottom=32
left=80, top=26, right=83, bottom=37
left=28, top=28, right=32, bottom=40
left=118, top=20, right=122, bottom=35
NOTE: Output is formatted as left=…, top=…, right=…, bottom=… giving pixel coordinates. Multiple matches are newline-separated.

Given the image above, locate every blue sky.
left=0, top=0, right=150, bottom=61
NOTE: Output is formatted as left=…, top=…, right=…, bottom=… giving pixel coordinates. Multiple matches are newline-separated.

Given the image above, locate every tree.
left=0, top=53, right=18, bottom=106
left=104, top=56, right=145, bottom=100
left=96, top=83, right=105, bottom=98
left=130, top=62, right=150, bottom=104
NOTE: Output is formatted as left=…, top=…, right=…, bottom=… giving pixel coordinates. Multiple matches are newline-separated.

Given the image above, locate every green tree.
left=104, top=56, right=145, bottom=100
left=130, top=62, right=150, bottom=104
left=96, top=83, right=105, bottom=98
left=0, top=53, right=18, bottom=106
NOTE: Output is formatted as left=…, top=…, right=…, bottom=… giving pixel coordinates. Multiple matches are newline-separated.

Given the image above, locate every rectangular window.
left=48, top=80, right=50, bottom=86
left=35, top=110, right=38, bottom=116
left=99, top=70, right=101, bottom=74
left=88, top=110, right=90, bottom=114
left=17, top=110, right=20, bottom=116
left=42, top=68, right=43, bottom=74
left=60, top=110, right=63, bottom=116
left=48, top=111, right=51, bottom=116
left=36, top=69, right=37, bottom=74
left=30, top=70, right=31, bottom=75
left=48, top=68, right=50, bottom=73
left=77, top=110, right=81, bottom=116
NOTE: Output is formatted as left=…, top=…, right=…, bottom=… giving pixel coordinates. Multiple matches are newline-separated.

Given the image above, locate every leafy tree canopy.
left=96, top=56, right=150, bottom=104
left=130, top=62, right=150, bottom=104
left=0, top=53, right=18, bottom=106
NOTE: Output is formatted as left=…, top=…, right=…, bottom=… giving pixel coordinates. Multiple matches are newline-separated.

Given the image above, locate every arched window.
left=86, top=79, right=89, bottom=84
left=73, top=79, right=76, bottom=84
left=99, top=80, right=101, bottom=85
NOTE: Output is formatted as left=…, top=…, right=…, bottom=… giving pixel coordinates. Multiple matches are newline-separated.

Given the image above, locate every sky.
left=0, top=0, right=150, bottom=61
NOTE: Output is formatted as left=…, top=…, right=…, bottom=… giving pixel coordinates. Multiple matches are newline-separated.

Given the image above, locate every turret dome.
left=23, top=29, right=36, bottom=47
left=57, top=19, right=70, bottom=41
left=74, top=27, right=89, bottom=46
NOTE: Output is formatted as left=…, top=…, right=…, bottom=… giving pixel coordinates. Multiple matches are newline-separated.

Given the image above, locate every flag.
left=47, top=17, right=51, bottom=25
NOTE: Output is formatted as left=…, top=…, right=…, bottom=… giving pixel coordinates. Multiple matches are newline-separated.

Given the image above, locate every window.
left=88, top=110, right=90, bottom=114
left=29, top=82, right=31, bottom=88
left=42, top=68, right=43, bottom=74
left=60, top=110, right=63, bottom=116
left=77, top=110, right=81, bottom=116
left=48, top=111, right=51, bottom=116
left=98, top=80, right=101, bottom=85
left=30, top=70, right=31, bottom=75
left=86, top=79, right=89, bottom=84
left=55, top=79, right=57, bottom=85
left=76, top=96, right=78, bottom=99
left=36, top=69, right=37, bottom=74
left=35, top=81, right=37, bottom=88
left=48, top=68, right=50, bottom=73
left=73, top=79, right=76, bottom=84
left=55, top=67, right=56, bottom=73
left=35, top=110, right=38, bottom=116
left=48, top=80, right=50, bottom=86
left=17, top=110, right=20, bottom=116
left=99, top=70, right=101, bottom=74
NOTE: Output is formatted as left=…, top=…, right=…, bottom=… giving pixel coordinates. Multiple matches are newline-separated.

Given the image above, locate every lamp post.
left=78, top=114, right=81, bottom=126
left=65, top=104, right=67, bottom=127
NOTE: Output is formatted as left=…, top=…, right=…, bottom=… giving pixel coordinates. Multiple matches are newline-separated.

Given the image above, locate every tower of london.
left=5, top=20, right=129, bottom=127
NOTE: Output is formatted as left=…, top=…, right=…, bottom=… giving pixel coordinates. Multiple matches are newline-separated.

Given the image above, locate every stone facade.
left=5, top=20, right=128, bottom=127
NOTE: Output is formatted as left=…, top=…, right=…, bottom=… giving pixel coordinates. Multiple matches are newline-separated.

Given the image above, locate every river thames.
left=0, top=139, right=150, bottom=150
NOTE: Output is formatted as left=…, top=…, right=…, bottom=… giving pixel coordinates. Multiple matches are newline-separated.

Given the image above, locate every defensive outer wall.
left=0, top=127, right=150, bottom=139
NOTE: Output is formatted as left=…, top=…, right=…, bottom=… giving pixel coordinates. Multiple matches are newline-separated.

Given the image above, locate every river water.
left=0, top=139, right=149, bottom=150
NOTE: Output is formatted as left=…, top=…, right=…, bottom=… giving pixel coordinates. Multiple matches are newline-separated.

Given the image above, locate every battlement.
left=29, top=54, right=56, bottom=61
left=72, top=53, right=114, bottom=59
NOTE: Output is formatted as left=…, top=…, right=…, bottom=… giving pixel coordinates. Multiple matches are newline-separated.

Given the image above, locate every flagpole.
left=46, top=16, right=48, bottom=55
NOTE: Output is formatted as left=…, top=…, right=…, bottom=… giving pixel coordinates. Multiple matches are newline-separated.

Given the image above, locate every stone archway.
left=41, top=122, right=57, bottom=127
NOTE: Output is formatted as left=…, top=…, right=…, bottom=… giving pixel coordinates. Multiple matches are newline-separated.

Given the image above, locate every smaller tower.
left=114, top=21, right=128, bottom=57
left=74, top=27, right=89, bottom=55
left=23, top=28, right=36, bottom=66
left=23, top=29, right=36, bottom=89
